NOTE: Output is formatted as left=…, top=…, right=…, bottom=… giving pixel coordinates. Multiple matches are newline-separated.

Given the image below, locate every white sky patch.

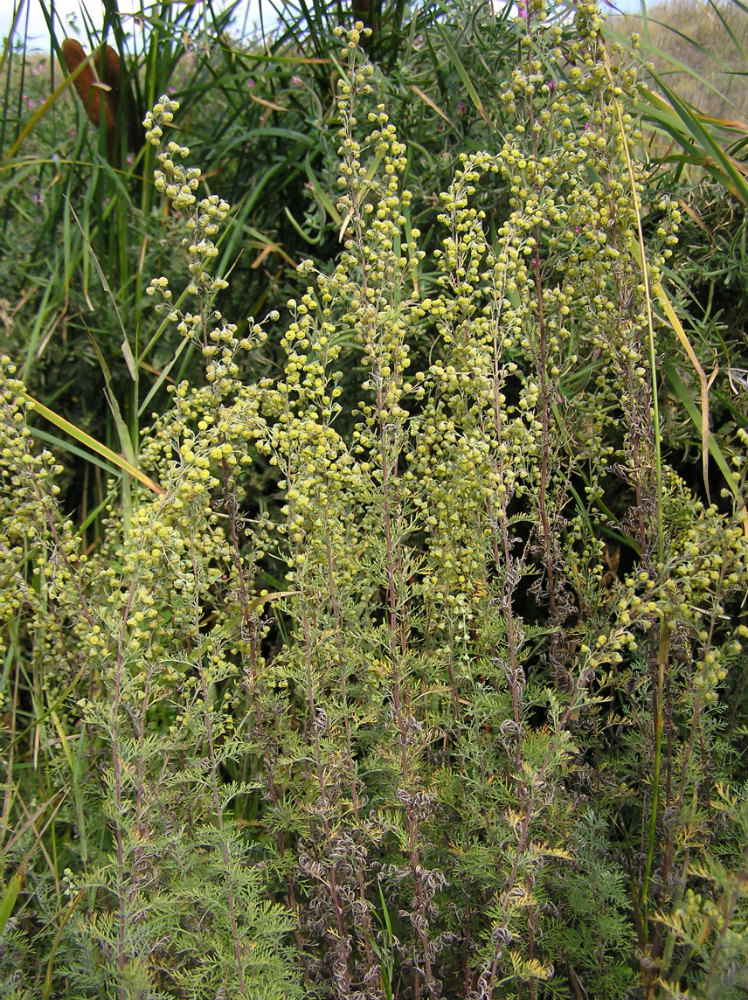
left=3, top=0, right=648, bottom=49
left=1, top=0, right=279, bottom=49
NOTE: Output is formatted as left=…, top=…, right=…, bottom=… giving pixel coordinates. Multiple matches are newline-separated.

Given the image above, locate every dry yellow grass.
left=614, top=0, right=748, bottom=123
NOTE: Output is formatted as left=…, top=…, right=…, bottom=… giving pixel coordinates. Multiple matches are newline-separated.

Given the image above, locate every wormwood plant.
left=141, top=5, right=748, bottom=996
left=3, top=3, right=748, bottom=999
left=0, top=108, right=301, bottom=1000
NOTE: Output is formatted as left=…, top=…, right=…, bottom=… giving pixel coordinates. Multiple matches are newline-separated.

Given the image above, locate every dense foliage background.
left=1, top=2, right=748, bottom=998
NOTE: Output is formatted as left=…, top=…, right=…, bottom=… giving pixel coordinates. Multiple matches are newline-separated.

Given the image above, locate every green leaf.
left=432, top=21, right=491, bottom=125
left=21, top=390, right=165, bottom=496
left=0, top=867, right=23, bottom=938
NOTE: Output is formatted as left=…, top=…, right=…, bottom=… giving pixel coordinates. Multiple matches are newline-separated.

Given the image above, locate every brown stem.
left=300, top=600, right=352, bottom=993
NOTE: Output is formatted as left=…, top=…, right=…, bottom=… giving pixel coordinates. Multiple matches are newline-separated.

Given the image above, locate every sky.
left=2, top=0, right=647, bottom=50
left=1, top=0, right=277, bottom=48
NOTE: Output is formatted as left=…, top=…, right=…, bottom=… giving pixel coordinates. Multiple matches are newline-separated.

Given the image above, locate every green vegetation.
left=1, top=2, right=748, bottom=998
left=614, top=0, right=748, bottom=121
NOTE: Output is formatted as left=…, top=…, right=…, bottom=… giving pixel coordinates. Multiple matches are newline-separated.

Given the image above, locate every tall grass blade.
left=432, top=21, right=490, bottom=125
left=647, top=77, right=748, bottom=203
left=650, top=272, right=718, bottom=503
left=20, top=390, right=164, bottom=495
left=663, top=358, right=748, bottom=532
left=0, top=867, right=23, bottom=937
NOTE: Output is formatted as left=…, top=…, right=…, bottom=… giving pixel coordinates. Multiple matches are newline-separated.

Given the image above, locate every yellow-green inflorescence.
left=4, top=7, right=748, bottom=999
